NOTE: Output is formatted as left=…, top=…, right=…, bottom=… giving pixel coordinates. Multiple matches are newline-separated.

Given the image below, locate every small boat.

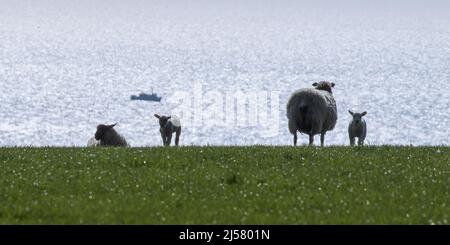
left=130, top=89, right=162, bottom=102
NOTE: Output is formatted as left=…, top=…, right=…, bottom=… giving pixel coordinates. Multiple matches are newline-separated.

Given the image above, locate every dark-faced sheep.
left=286, top=81, right=337, bottom=146
left=154, top=114, right=181, bottom=146
left=87, top=123, right=128, bottom=147
left=348, top=110, right=367, bottom=146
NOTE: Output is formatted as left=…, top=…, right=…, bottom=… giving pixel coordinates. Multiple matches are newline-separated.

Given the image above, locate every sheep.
left=286, top=81, right=337, bottom=146
left=87, top=123, right=128, bottom=147
left=154, top=114, right=181, bottom=146
left=348, top=110, right=367, bottom=146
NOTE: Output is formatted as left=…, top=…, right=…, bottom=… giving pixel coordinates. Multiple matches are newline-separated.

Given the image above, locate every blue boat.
left=130, top=89, right=162, bottom=102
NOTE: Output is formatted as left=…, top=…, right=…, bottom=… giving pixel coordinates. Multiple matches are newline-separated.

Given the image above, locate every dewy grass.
left=0, top=146, right=449, bottom=224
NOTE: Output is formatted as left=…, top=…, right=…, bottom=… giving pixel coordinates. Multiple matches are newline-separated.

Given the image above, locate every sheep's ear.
left=348, top=110, right=354, bottom=116
left=108, top=123, right=117, bottom=128
left=154, top=114, right=160, bottom=119
left=361, top=111, right=367, bottom=116
left=167, top=116, right=171, bottom=120
left=331, top=82, right=335, bottom=87
left=312, top=82, right=318, bottom=87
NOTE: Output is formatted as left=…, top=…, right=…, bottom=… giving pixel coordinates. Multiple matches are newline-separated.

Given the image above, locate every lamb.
left=286, top=81, right=337, bottom=146
left=154, top=114, right=181, bottom=146
left=87, top=123, right=128, bottom=147
left=348, top=110, right=367, bottom=146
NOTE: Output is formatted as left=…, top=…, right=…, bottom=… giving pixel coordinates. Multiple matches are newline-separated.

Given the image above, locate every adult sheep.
left=87, top=123, right=129, bottom=147
left=286, top=81, right=337, bottom=146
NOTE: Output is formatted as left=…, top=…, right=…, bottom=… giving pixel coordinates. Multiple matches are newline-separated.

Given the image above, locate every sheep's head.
left=154, top=114, right=171, bottom=128
left=95, top=123, right=117, bottom=140
left=348, top=110, right=367, bottom=124
left=312, top=81, right=335, bottom=94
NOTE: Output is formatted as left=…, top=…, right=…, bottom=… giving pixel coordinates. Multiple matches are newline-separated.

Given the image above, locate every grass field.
left=0, top=146, right=449, bottom=224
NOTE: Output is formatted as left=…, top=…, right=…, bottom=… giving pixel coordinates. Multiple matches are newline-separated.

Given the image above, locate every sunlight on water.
left=0, top=0, right=449, bottom=146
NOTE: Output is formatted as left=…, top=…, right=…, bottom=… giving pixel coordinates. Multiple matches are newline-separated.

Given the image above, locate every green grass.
left=0, top=146, right=449, bottom=224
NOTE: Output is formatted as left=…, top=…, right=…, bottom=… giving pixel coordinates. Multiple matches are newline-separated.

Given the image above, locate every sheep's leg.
left=308, top=134, right=314, bottom=146
left=175, top=127, right=181, bottom=146
left=350, top=137, right=355, bottom=146
left=160, top=132, right=166, bottom=146
left=320, top=132, right=326, bottom=147
left=358, top=138, right=364, bottom=146
left=293, top=132, right=297, bottom=146
left=166, top=133, right=172, bottom=146
left=309, top=125, right=318, bottom=146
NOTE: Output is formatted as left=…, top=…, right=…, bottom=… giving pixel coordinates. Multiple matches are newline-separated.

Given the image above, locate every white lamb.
left=348, top=110, right=367, bottom=146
